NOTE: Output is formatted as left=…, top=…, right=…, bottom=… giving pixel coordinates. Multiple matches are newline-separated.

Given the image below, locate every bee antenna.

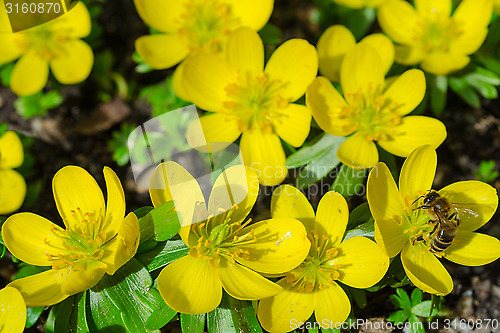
left=412, top=195, right=425, bottom=205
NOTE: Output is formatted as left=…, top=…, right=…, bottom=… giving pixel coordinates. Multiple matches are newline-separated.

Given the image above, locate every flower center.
left=177, top=0, right=236, bottom=54
left=223, top=72, right=289, bottom=134
left=188, top=204, right=259, bottom=268
left=44, top=207, right=107, bottom=270
left=285, top=230, right=341, bottom=293
left=415, top=17, right=462, bottom=53
left=341, top=87, right=402, bottom=141
left=14, top=24, right=72, bottom=61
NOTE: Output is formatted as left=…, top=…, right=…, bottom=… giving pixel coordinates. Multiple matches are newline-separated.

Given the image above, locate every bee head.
left=423, top=190, right=440, bottom=204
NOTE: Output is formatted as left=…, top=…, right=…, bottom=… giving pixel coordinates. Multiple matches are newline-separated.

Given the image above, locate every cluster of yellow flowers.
left=1, top=0, right=499, bottom=332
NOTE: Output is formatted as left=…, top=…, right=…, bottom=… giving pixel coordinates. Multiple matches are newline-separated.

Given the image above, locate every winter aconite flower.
left=0, top=131, right=26, bottom=214
left=378, top=0, right=493, bottom=75
left=258, top=186, right=389, bottom=332
left=0, top=287, right=26, bottom=333
left=367, top=145, right=500, bottom=295
left=133, top=0, right=273, bottom=99
left=333, top=0, right=388, bottom=9
left=183, top=27, right=318, bottom=185
left=2, top=166, right=140, bottom=307
left=317, top=25, right=394, bottom=82
left=307, top=43, right=446, bottom=169
left=149, top=162, right=310, bottom=314
left=0, top=2, right=93, bottom=96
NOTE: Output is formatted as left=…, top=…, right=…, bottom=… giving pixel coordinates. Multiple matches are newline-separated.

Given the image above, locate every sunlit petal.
left=314, top=281, right=351, bottom=328
left=315, top=191, right=349, bottom=244
left=367, top=162, right=405, bottom=221
left=0, top=287, right=26, bottom=333
left=271, top=185, right=316, bottom=232
left=445, top=231, right=500, bottom=266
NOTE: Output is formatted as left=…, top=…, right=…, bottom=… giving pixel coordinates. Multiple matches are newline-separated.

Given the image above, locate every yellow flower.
left=0, top=287, right=26, bottom=333
left=183, top=27, right=318, bottom=185
left=317, top=25, right=395, bottom=82
left=0, top=131, right=26, bottom=214
left=333, top=0, right=388, bottom=9
left=0, top=2, right=93, bottom=96
left=134, top=0, right=274, bottom=99
left=2, top=166, right=140, bottom=307
left=367, top=145, right=500, bottom=295
left=495, top=0, right=500, bottom=14
left=257, top=186, right=389, bottom=332
left=378, top=0, right=493, bottom=75
left=307, top=43, right=446, bottom=169
left=149, top=162, right=311, bottom=314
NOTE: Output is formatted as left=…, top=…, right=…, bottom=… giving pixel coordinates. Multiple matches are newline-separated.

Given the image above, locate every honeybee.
left=412, top=190, right=460, bottom=254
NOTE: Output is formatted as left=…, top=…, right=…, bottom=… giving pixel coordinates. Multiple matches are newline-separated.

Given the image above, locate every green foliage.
left=108, top=123, right=136, bottom=166
left=132, top=51, right=154, bottom=74
left=139, top=75, right=189, bottom=116
left=181, top=313, right=206, bottom=333
left=388, top=288, right=439, bottom=333
left=259, top=24, right=282, bottom=46
left=331, top=164, right=366, bottom=197
left=0, top=63, right=14, bottom=86
left=449, top=66, right=500, bottom=108
left=14, top=91, right=63, bottom=119
left=474, top=160, right=499, bottom=183
left=428, top=74, right=448, bottom=116
left=207, top=293, right=263, bottom=333
left=136, top=239, right=189, bottom=272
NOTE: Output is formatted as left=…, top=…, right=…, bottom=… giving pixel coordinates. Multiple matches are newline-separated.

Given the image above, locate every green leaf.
left=14, top=91, right=63, bottom=119
left=344, top=7, right=376, bottom=40
left=286, top=133, right=344, bottom=168
left=207, top=295, right=237, bottom=333
left=207, top=293, right=262, bottom=333
left=181, top=313, right=206, bottom=333
left=145, top=301, right=177, bottom=330
left=136, top=239, right=190, bottom=272
left=388, top=309, right=409, bottom=325
left=389, top=294, right=405, bottom=309
left=347, top=202, right=372, bottom=229
left=258, top=23, right=282, bottom=45
left=343, top=220, right=374, bottom=241
left=348, top=287, right=367, bottom=308
left=396, top=288, right=412, bottom=309
left=409, top=315, right=425, bottom=333
left=0, top=62, right=14, bottom=86
left=40, top=91, right=64, bottom=109
left=51, top=292, right=88, bottom=333
left=411, top=300, right=438, bottom=318
left=410, top=288, right=423, bottom=307
left=0, top=122, right=7, bottom=137
left=227, top=297, right=263, bottom=333
left=139, top=201, right=181, bottom=243
left=331, top=164, right=366, bottom=197
left=449, top=77, right=481, bottom=108
left=428, top=74, right=448, bottom=116
left=87, top=259, right=164, bottom=332
left=25, top=306, right=44, bottom=328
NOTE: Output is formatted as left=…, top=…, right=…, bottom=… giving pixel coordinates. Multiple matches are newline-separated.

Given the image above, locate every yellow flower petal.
left=449, top=28, right=488, bottom=55
left=50, top=2, right=91, bottom=38
left=8, top=268, right=71, bottom=307
left=395, top=45, right=426, bottom=65
left=257, top=278, right=315, bottom=333
left=378, top=116, right=447, bottom=157
left=100, top=212, right=140, bottom=275
left=219, top=258, right=281, bottom=300
left=228, top=0, right=274, bottom=31
left=157, top=255, right=222, bottom=314
left=265, top=39, right=318, bottom=102
left=240, top=131, right=287, bottom=186
left=414, top=0, right=451, bottom=18
left=452, top=0, right=492, bottom=39
left=53, top=166, right=105, bottom=232
left=374, top=218, right=409, bottom=257
left=334, top=237, right=389, bottom=288
left=314, top=281, right=351, bottom=328
left=360, top=33, right=395, bottom=76
left=382, top=69, right=425, bottom=117
left=317, top=25, right=356, bottom=82
left=0, top=169, right=26, bottom=214
left=271, top=185, right=316, bottom=232
left=227, top=27, right=264, bottom=74
left=420, top=52, right=470, bottom=75
left=438, top=180, right=498, bottom=232
left=306, top=77, right=351, bottom=136
left=236, top=218, right=310, bottom=274
left=341, top=44, right=385, bottom=98
left=378, top=0, right=419, bottom=45
left=0, top=287, right=26, bottom=333
left=133, top=0, right=183, bottom=33
left=336, top=135, right=378, bottom=169
left=0, top=33, right=21, bottom=64
left=315, top=191, right=349, bottom=244
left=11, top=54, right=49, bottom=96
left=367, top=162, right=405, bottom=221
left=401, top=243, right=453, bottom=295
left=274, top=104, right=311, bottom=147
left=101, top=167, right=126, bottom=240
left=50, top=39, right=93, bottom=84
left=149, top=161, right=205, bottom=247
left=172, top=61, right=191, bottom=102
left=60, top=259, right=107, bottom=296
left=398, top=145, right=437, bottom=204
left=445, top=231, right=500, bottom=266
left=0, top=131, right=23, bottom=169
left=208, top=165, right=259, bottom=223
left=2, top=212, right=67, bottom=266
left=186, top=112, right=241, bottom=151
left=135, top=34, right=189, bottom=70
left=182, top=53, right=235, bottom=112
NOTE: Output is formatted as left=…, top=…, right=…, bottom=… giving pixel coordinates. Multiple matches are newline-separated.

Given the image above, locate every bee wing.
left=452, top=202, right=496, bottom=231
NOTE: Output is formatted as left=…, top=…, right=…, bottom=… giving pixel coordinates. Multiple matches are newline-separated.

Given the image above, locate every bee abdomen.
left=429, top=230, right=456, bottom=253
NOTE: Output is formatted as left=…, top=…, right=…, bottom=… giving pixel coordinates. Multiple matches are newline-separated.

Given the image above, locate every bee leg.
left=448, top=212, right=460, bottom=227
left=413, top=204, right=431, bottom=211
